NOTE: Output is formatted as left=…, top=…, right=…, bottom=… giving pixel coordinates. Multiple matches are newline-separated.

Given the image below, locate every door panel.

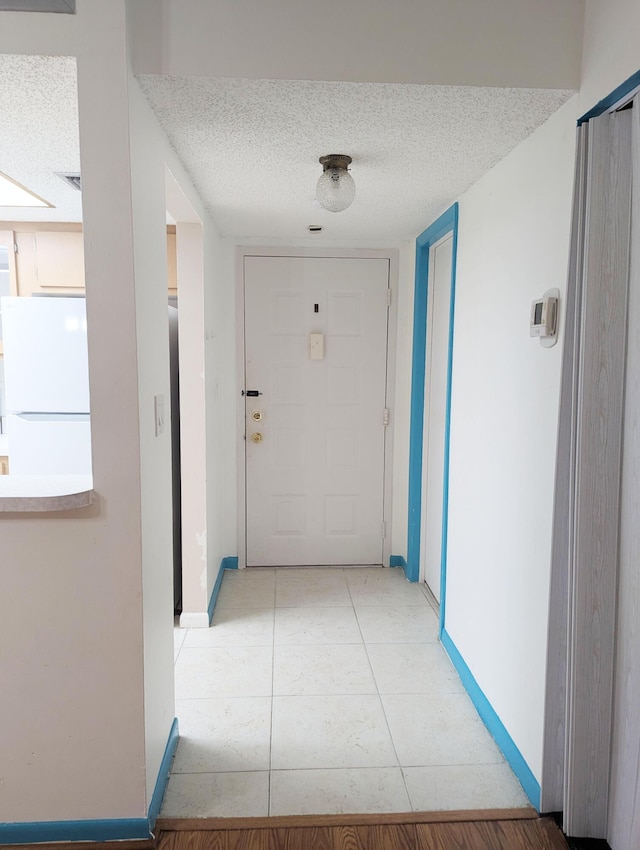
left=244, top=256, right=389, bottom=566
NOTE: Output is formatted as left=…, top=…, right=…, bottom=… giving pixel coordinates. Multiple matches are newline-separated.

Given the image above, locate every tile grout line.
left=369, top=663, right=418, bottom=811
left=348, top=574, right=441, bottom=812
left=348, top=571, right=412, bottom=810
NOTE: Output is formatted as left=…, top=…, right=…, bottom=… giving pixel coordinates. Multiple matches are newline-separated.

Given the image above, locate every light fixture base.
left=319, top=154, right=352, bottom=172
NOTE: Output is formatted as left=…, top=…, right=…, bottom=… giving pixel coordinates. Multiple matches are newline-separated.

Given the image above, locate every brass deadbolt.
left=252, top=410, right=263, bottom=421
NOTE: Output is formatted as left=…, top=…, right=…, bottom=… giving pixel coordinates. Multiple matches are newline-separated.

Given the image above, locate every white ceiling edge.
left=138, top=75, right=575, bottom=242
left=0, top=51, right=576, bottom=245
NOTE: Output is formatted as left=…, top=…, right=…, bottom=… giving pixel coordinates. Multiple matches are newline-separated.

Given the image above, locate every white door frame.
left=418, top=231, right=454, bottom=599
left=235, top=245, right=399, bottom=569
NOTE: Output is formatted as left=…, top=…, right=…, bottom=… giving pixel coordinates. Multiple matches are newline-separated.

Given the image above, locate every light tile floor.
left=163, top=567, right=529, bottom=818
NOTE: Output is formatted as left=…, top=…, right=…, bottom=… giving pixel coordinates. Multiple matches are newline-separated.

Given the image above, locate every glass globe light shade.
left=316, top=167, right=356, bottom=213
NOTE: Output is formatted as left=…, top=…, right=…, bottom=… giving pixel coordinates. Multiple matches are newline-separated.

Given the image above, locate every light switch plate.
left=154, top=394, right=166, bottom=436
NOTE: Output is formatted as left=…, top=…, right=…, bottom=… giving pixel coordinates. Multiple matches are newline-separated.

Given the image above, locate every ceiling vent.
left=55, top=172, right=81, bottom=191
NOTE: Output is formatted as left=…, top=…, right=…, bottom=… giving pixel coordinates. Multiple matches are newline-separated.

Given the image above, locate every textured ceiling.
left=0, top=55, right=574, bottom=240
left=0, top=54, right=81, bottom=222
left=138, top=75, right=574, bottom=241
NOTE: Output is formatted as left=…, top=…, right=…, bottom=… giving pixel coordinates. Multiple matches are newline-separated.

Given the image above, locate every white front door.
left=420, top=234, right=453, bottom=601
left=244, top=255, right=389, bottom=566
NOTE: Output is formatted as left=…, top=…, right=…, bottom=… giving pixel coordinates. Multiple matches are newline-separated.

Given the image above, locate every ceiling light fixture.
left=316, top=154, right=355, bottom=213
left=0, top=170, right=51, bottom=208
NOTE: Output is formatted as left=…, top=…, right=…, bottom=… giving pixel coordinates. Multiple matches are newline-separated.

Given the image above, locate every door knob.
left=252, top=411, right=263, bottom=421
left=251, top=432, right=263, bottom=444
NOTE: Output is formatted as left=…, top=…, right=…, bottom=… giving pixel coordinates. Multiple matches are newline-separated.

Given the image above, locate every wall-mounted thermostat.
left=530, top=288, right=560, bottom=348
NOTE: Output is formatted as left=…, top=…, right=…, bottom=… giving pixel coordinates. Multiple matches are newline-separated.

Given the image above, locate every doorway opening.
left=165, top=168, right=209, bottom=627
left=406, top=204, right=458, bottom=634
left=237, top=248, right=398, bottom=570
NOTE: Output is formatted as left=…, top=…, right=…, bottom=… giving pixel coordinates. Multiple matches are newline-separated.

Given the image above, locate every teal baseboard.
left=148, top=716, right=179, bottom=828
left=0, top=717, right=179, bottom=845
left=0, top=818, right=150, bottom=844
left=207, top=556, right=239, bottom=623
left=389, top=554, right=407, bottom=572
left=440, top=629, right=541, bottom=810
left=222, top=556, right=239, bottom=570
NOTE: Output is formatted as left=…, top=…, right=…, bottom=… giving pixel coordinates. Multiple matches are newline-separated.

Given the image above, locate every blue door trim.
left=406, top=203, right=458, bottom=637
left=578, top=67, right=640, bottom=125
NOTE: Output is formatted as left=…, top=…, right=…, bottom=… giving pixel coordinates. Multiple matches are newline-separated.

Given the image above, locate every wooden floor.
left=156, top=812, right=569, bottom=850
left=3, top=813, right=569, bottom=850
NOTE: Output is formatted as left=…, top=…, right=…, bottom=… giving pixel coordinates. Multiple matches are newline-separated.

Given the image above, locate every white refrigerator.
left=0, top=296, right=92, bottom=475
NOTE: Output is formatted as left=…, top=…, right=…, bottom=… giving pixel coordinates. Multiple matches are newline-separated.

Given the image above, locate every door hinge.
left=387, top=288, right=392, bottom=306
left=13, top=242, right=18, bottom=254
left=381, top=520, right=387, bottom=539
left=383, top=408, right=390, bottom=427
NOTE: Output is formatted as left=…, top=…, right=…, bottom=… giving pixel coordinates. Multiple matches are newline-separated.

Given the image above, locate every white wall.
left=204, top=235, right=236, bottom=574
left=443, top=97, right=578, bottom=782
left=580, top=0, right=640, bottom=113
left=0, top=0, right=228, bottom=824
left=126, top=77, right=178, bottom=802
left=130, top=0, right=583, bottom=90
left=174, top=213, right=231, bottom=623
left=121, top=73, right=230, bottom=793
left=0, top=7, right=76, bottom=55
left=0, top=1, right=149, bottom=823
